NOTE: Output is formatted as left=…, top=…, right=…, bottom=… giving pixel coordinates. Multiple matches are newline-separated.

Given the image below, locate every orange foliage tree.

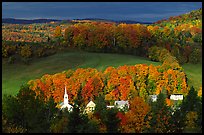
left=27, top=64, right=189, bottom=108
left=119, top=96, right=150, bottom=133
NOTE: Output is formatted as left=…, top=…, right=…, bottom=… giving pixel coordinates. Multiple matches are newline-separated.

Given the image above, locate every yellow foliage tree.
left=55, top=26, right=62, bottom=38
left=120, top=96, right=150, bottom=133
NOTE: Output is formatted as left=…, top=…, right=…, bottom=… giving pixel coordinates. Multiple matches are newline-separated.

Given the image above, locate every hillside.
left=2, top=51, right=161, bottom=96
left=2, top=8, right=202, bottom=96
left=154, top=8, right=202, bottom=25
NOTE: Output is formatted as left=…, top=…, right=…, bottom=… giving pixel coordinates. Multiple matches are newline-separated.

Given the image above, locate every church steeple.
left=60, top=85, right=73, bottom=112
left=64, top=86, right=68, bottom=105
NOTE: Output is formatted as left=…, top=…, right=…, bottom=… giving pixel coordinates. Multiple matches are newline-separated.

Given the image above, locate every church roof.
left=61, top=103, right=73, bottom=111
left=59, top=102, right=64, bottom=106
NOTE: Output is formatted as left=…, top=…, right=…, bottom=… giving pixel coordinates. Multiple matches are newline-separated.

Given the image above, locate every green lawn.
left=2, top=51, right=202, bottom=97
left=2, top=51, right=161, bottom=96
left=182, top=63, right=202, bottom=91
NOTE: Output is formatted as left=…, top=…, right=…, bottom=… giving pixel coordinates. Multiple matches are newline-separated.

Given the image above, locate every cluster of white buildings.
left=58, top=86, right=184, bottom=113
left=58, top=87, right=130, bottom=113
left=149, top=94, right=183, bottom=102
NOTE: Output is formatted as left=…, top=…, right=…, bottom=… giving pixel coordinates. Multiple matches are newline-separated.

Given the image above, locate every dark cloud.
left=2, top=2, right=202, bottom=22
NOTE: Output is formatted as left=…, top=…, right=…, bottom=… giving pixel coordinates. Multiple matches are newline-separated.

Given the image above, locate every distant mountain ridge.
left=2, top=18, right=153, bottom=24
left=73, top=18, right=153, bottom=24
left=2, top=18, right=64, bottom=24
left=115, top=20, right=152, bottom=24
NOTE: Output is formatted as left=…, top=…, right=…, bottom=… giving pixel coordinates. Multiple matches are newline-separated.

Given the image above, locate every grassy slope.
left=2, top=51, right=202, bottom=96
left=2, top=51, right=161, bottom=96
left=182, top=63, right=202, bottom=91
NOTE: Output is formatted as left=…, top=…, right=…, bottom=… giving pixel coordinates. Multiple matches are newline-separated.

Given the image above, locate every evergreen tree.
left=94, top=94, right=107, bottom=118
left=3, top=84, right=59, bottom=133
left=180, top=86, right=202, bottom=132
left=147, top=92, right=172, bottom=133
left=94, top=94, right=120, bottom=133
left=2, top=94, right=24, bottom=131
left=17, top=85, right=50, bottom=132
left=50, top=110, right=67, bottom=133
left=102, top=107, right=121, bottom=133
left=170, top=86, right=202, bottom=133
left=181, top=86, right=201, bottom=112
left=44, top=96, right=58, bottom=132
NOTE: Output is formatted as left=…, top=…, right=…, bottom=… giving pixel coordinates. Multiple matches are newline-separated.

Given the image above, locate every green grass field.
left=2, top=51, right=202, bottom=96
left=182, top=63, right=202, bottom=91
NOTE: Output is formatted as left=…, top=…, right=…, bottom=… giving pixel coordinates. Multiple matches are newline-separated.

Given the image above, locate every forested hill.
left=154, top=8, right=202, bottom=26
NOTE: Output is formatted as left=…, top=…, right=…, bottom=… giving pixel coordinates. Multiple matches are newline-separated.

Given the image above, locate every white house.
left=149, top=95, right=158, bottom=102
left=60, top=86, right=73, bottom=112
left=114, top=100, right=129, bottom=110
left=170, top=94, right=183, bottom=100
left=84, top=100, right=96, bottom=114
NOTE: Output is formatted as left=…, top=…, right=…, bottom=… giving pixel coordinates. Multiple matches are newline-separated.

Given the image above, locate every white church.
left=58, top=86, right=73, bottom=112
left=58, top=86, right=96, bottom=113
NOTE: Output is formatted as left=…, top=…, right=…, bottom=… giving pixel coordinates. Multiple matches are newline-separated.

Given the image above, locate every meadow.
left=2, top=51, right=161, bottom=96
left=2, top=51, right=201, bottom=96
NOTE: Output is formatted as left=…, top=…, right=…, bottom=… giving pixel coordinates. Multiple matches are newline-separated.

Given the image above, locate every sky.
left=2, top=2, right=202, bottom=22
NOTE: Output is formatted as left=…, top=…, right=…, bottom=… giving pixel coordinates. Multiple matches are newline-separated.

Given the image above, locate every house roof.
left=86, top=101, right=96, bottom=108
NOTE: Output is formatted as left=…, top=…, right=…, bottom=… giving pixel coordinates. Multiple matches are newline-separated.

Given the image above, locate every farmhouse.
left=114, top=100, right=129, bottom=111
left=84, top=100, right=96, bottom=114
left=170, top=94, right=183, bottom=100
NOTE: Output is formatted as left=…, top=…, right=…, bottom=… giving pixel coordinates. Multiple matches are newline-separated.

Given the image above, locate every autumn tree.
left=20, top=45, right=32, bottom=58
left=120, top=96, right=150, bottom=133
left=184, top=111, right=200, bottom=133
left=54, top=26, right=62, bottom=45
left=55, top=26, right=62, bottom=38
left=64, top=26, right=74, bottom=46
